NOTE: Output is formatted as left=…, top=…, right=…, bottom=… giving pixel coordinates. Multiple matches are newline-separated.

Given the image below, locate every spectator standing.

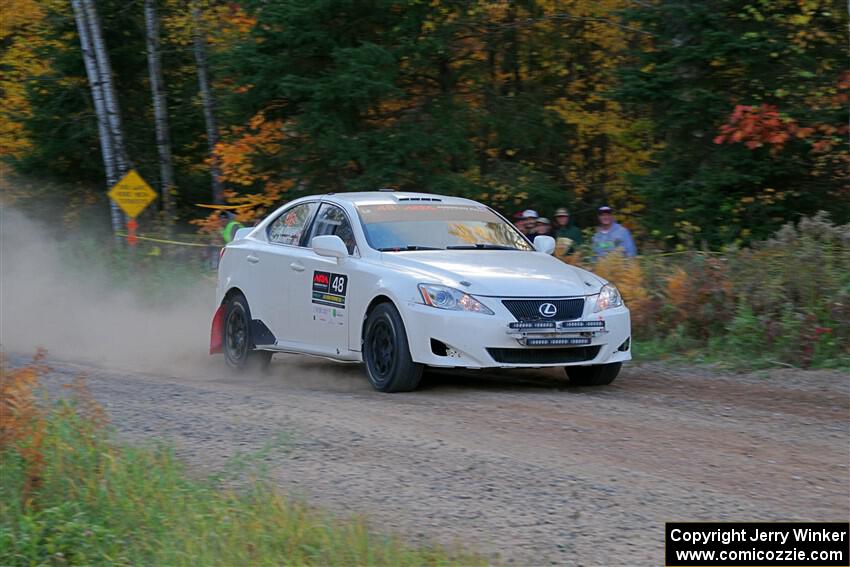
left=220, top=211, right=245, bottom=244
left=536, top=217, right=554, bottom=238
left=512, top=211, right=526, bottom=232
left=592, top=205, right=637, bottom=258
left=553, top=207, right=582, bottom=255
left=519, top=209, right=539, bottom=239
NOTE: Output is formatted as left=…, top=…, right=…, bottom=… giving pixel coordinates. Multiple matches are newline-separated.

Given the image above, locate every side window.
left=308, top=203, right=356, bottom=255
left=267, top=202, right=317, bottom=246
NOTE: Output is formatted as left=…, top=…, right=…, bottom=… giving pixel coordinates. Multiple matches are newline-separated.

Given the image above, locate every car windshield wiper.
left=446, top=244, right=519, bottom=250
left=377, top=246, right=442, bottom=252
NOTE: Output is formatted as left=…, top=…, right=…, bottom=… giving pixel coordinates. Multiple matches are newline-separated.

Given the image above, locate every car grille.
left=487, top=346, right=600, bottom=364
left=502, top=298, right=585, bottom=321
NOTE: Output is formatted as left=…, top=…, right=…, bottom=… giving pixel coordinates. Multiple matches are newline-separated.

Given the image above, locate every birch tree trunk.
left=192, top=4, right=224, bottom=204
left=81, top=0, right=129, bottom=175
left=70, top=0, right=123, bottom=233
left=144, top=0, right=176, bottom=228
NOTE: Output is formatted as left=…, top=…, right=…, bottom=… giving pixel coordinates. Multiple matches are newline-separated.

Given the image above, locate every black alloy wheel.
left=369, top=319, right=395, bottom=376
left=223, top=293, right=272, bottom=372
left=363, top=303, right=423, bottom=392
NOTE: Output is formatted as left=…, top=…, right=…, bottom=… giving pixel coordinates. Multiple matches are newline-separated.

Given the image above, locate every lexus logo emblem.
left=539, top=303, right=557, bottom=318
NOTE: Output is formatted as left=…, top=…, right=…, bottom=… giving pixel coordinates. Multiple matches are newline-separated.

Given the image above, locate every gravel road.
left=33, top=356, right=849, bottom=566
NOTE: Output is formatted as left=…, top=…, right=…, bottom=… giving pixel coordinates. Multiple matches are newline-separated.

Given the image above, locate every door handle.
left=290, top=262, right=305, bottom=272
left=246, top=254, right=260, bottom=264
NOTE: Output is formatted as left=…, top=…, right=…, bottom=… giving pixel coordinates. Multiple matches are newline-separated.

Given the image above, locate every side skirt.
left=250, top=319, right=276, bottom=347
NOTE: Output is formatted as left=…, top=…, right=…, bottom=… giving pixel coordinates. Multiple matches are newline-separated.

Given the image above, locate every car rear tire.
left=565, top=362, right=621, bottom=386
left=223, top=293, right=272, bottom=372
left=363, top=303, right=423, bottom=392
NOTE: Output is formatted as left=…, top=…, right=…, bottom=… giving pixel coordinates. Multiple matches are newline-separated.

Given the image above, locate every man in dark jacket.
left=553, top=207, right=582, bottom=256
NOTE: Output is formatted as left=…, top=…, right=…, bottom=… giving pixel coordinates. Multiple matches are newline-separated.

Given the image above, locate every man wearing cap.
left=512, top=211, right=526, bottom=232
left=553, top=207, right=583, bottom=256
left=519, top=209, right=540, bottom=240
left=592, top=206, right=637, bottom=258
left=535, top=217, right=554, bottom=238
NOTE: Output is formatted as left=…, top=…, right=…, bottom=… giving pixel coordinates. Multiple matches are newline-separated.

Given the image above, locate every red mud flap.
left=209, top=304, right=225, bottom=354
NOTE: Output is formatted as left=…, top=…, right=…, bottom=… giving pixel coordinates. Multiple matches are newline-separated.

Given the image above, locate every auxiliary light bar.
left=525, top=337, right=592, bottom=346
left=508, top=321, right=557, bottom=330
left=508, top=320, right=605, bottom=331
left=559, top=320, right=605, bottom=329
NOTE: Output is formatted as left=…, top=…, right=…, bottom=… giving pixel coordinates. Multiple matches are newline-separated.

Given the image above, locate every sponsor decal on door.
left=312, top=304, right=346, bottom=326
left=312, top=271, right=348, bottom=308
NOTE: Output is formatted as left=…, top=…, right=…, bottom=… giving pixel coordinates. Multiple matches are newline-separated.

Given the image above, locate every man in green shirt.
left=220, top=212, right=245, bottom=244
left=553, top=207, right=582, bottom=256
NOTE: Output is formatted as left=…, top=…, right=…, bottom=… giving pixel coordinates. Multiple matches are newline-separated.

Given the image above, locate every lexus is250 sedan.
left=210, top=191, right=631, bottom=392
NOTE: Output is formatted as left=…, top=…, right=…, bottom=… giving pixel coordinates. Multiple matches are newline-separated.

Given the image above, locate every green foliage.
left=215, top=0, right=644, bottom=219
left=719, top=303, right=768, bottom=360
left=0, top=502, right=122, bottom=565
left=0, top=400, right=485, bottom=566
left=617, top=0, right=848, bottom=246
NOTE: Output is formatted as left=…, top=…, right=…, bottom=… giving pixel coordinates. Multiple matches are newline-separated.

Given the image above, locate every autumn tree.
left=0, top=0, right=55, bottom=160
left=212, top=0, right=651, bottom=229
left=617, top=0, right=849, bottom=246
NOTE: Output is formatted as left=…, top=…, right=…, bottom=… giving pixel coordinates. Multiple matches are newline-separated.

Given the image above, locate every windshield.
left=356, top=203, right=534, bottom=251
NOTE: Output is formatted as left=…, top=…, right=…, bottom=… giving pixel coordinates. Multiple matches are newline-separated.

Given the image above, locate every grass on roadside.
left=0, top=354, right=488, bottom=567
left=633, top=336, right=850, bottom=372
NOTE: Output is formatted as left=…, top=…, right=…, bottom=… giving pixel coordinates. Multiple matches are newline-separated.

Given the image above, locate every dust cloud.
left=1, top=207, right=217, bottom=375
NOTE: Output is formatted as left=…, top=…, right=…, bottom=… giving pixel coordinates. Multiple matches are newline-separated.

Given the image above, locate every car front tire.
left=363, top=303, right=423, bottom=392
left=565, top=362, right=621, bottom=386
left=223, top=293, right=272, bottom=372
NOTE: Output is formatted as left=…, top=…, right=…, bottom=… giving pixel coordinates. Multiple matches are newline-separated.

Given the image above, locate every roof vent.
left=396, top=196, right=443, bottom=202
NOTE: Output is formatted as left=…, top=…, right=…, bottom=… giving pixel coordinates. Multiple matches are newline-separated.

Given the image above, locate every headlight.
left=418, top=284, right=494, bottom=315
left=593, top=283, right=623, bottom=312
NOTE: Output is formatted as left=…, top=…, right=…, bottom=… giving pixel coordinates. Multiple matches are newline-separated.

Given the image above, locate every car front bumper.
left=401, top=297, right=631, bottom=369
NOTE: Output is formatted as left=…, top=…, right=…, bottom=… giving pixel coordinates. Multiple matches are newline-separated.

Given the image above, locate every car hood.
left=381, top=250, right=604, bottom=297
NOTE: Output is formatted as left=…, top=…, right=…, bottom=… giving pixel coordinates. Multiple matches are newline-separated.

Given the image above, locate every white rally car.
left=210, top=191, right=631, bottom=392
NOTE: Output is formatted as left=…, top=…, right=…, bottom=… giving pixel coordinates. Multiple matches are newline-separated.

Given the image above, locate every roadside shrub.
left=568, top=213, right=849, bottom=369
left=716, top=303, right=768, bottom=362
left=589, top=251, right=652, bottom=333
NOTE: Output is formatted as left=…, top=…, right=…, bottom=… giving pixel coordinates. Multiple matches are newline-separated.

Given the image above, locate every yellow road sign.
left=108, top=170, right=157, bottom=218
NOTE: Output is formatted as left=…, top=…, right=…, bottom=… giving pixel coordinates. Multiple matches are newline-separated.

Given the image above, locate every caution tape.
left=115, top=231, right=218, bottom=248
left=195, top=203, right=255, bottom=210
left=642, top=250, right=725, bottom=258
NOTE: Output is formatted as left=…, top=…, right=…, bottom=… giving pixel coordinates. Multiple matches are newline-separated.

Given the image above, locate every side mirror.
left=312, top=235, right=348, bottom=261
left=533, top=235, right=556, bottom=255
left=233, top=227, right=252, bottom=241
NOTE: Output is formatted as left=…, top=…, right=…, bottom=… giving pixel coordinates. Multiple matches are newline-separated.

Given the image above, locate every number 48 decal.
left=312, top=271, right=348, bottom=308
